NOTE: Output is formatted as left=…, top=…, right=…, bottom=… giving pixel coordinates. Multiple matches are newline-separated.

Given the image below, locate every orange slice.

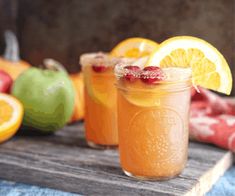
left=0, top=93, right=23, bottom=143
left=111, top=37, right=159, bottom=58
left=146, top=36, right=232, bottom=95
left=83, top=66, right=116, bottom=107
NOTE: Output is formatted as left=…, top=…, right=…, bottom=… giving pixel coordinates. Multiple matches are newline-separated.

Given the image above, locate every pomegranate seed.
left=141, top=66, right=165, bottom=84
left=123, top=65, right=141, bottom=82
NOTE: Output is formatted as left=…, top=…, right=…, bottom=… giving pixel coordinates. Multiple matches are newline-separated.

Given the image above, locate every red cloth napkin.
left=190, top=87, right=235, bottom=151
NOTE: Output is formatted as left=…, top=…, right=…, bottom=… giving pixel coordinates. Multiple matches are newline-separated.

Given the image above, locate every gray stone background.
left=0, top=0, right=234, bottom=95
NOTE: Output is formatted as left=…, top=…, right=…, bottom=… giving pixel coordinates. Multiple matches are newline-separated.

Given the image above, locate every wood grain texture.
left=0, top=123, right=233, bottom=196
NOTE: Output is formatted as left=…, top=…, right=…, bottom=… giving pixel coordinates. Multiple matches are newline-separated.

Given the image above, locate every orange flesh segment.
left=0, top=100, right=13, bottom=125
left=160, top=48, right=220, bottom=90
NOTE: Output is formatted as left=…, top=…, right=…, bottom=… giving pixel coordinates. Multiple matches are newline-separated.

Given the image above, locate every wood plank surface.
left=0, top=123, right=233, bottom=196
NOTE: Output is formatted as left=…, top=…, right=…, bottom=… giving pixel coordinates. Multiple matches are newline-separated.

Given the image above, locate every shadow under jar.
left=115, top=64, right=192, bottom=180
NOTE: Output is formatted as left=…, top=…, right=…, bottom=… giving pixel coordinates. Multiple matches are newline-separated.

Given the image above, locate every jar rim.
left=114, top=63, right=192, bottom=84
left=115, top=78, right=192, bottom=94
left=80, top=52, right=138, bottom=67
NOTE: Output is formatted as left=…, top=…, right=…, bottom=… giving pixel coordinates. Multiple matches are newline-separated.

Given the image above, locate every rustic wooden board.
left=0, top=123, right=233, bottom=196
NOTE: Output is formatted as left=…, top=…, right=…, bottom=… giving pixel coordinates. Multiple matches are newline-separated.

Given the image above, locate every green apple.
left=12, top=59, right=75, bottom=132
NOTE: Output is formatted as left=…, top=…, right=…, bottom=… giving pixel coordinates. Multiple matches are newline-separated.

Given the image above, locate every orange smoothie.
left=115, top=64, right=192, bottom=179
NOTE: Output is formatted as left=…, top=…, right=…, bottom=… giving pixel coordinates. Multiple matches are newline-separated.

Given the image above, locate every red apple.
left=0, top=70, right=13, bottom=93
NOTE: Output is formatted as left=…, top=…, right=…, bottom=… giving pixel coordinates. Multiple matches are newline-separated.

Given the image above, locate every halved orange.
left=111, top=37, right=159, bottom=58
left=0, top=93, right=23, bottom=143
left=146, top=36, right=232, bottom=95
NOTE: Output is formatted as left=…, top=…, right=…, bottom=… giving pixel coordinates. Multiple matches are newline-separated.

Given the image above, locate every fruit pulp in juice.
left=117, top=69, right=191, bottom=179
left=82, top=55, right=118, bottom=147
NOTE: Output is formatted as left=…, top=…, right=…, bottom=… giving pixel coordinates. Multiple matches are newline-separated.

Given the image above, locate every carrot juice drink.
left=81, top=53, right=136, bottom=148
left=80, top=53, right=119, bottom=148
left=115, top=64, right=192, bottom=179
left=115, top=35, right=232, bottom=180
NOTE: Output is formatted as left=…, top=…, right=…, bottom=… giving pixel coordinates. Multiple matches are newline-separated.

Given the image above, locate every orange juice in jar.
left=81, top=53, right=131, bottom=148
left=115, top=64, right=192, bottom=180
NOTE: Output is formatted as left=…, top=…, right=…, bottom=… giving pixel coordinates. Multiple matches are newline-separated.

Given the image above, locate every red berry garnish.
left=123, top=65, right=141, bottom=82
left=141, top=66, right=165, bottom=84
left=92, top=64, right=107, bottom=72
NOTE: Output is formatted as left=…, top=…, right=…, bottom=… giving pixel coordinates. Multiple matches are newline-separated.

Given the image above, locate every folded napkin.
left=190, top=87, right=235, bottom=151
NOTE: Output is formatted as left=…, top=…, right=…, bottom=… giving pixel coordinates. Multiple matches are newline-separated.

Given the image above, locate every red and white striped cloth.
left=190, top=87, right=235, bottom=151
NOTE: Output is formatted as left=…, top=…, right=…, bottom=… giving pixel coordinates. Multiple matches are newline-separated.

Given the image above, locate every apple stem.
left=4, top=30, right=20, bottom=62
left=43, top=59, right=67, bottom=73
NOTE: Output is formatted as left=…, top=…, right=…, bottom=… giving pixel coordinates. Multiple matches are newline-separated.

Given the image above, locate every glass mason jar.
left=115, top=64, right=192, bottom=180
left=80, top=53, right=119, bottom=148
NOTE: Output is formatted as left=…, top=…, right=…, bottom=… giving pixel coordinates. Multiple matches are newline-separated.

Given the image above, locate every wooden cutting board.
left=0, top=123, right=233, bottom=196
